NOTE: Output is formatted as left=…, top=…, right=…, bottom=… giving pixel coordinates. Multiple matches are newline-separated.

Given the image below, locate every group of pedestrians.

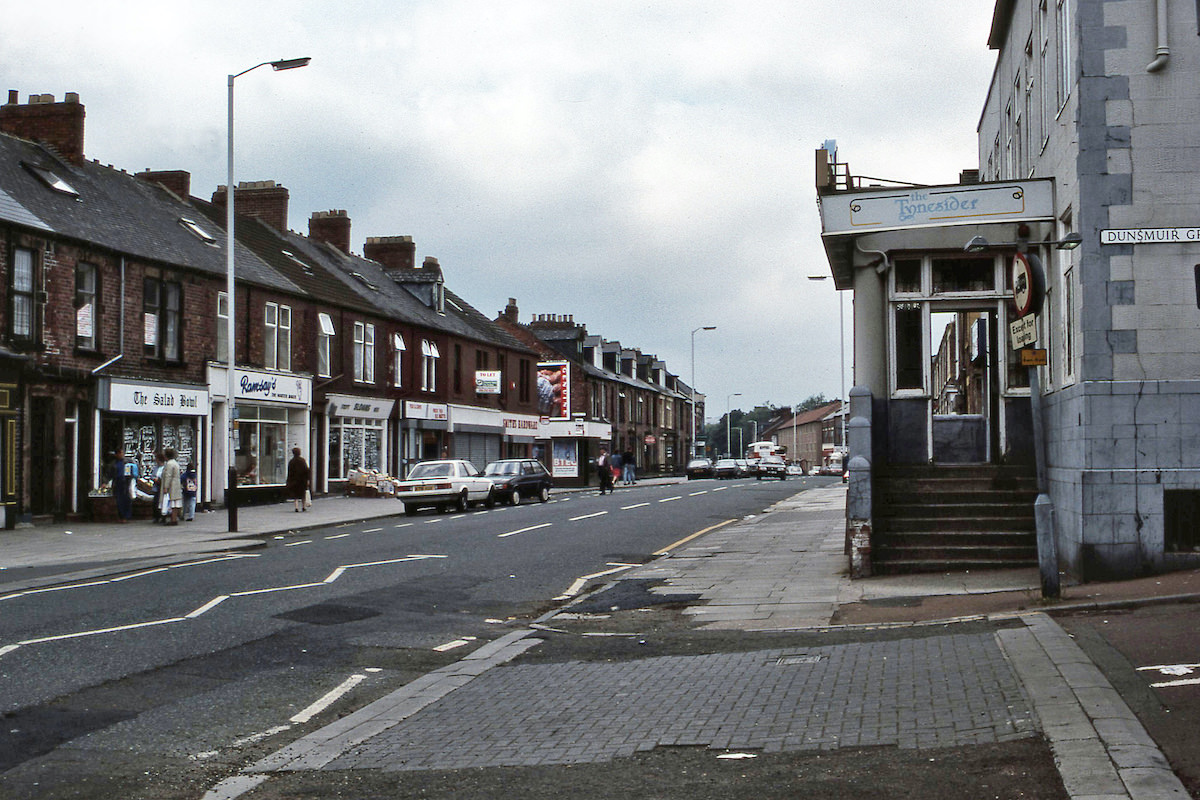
left=107, top=447, right=197, bottom=525
left=596, top=446, right=636, bottom=495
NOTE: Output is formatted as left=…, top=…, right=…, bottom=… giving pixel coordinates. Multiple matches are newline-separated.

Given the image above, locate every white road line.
left=324, top=533, right=351, bottom=540
left=111, top=567, right=170, bottom=582
left=621, top=502, right=650, bottom=510
left=1150, top=677, right=1200, bottom=688
left=713, top=486, right=728, bottom=492
left=285, top=540, right=313, bottom=547
left=569, top=511, right=608, bottom=521
left=362, top=527, right=383, bottom=533
left=689, top=490, right=708, bottom=496
left=0, top=554, right=257, bottom=604
left=394, top=522, right=414, bottom=529
left=498, top=522, right=553, bottom=539
left=186, top=596, right=229, bottom=618
left=1138, top=663, right=1200, bottom=674
left=290, top=673, right=367, bottom=724
left=658, top=496, right=682, bottom=503
left=553, top=563, right=639, bottom=601
left=199, top=774, right=270, bottom=800
left=424, top=518, right=444, bottom=524
left=231, top=724, right=292, bottom=748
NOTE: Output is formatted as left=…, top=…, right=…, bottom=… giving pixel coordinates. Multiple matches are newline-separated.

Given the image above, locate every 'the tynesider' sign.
left=819, top=179, right=1055, bottom=235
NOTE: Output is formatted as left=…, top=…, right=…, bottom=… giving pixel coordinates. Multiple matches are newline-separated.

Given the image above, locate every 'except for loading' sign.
left=1010, top=314, right=1037, bottom=350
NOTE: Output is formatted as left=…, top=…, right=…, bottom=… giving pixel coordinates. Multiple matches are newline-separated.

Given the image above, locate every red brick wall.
left=0, top=93, right=86, bottom=164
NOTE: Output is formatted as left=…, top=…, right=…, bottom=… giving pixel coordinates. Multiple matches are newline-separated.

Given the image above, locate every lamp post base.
left=227, top=466, right=238, bottom=532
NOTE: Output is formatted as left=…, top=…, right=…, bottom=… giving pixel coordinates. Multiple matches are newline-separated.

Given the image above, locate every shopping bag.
left=304, top=488, right=313, bottom=508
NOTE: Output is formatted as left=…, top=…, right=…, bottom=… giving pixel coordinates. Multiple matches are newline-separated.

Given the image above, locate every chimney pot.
left=308, top=209, right=352, bottom=254
left=363, top=235, right=417, bottom=273
left=0, top=90, right=87, bottom=164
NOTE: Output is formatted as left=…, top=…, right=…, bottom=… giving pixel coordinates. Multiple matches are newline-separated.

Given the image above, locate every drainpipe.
left=1146, top=0, right=1170, bottom=72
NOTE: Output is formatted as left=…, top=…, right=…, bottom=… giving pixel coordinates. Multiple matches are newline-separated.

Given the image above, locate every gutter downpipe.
left=1146, top=0, right=1170, bottom=72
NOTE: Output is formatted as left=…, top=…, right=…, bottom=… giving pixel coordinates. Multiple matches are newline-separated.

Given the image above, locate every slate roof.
left=0, top=132, right=299, bottom=294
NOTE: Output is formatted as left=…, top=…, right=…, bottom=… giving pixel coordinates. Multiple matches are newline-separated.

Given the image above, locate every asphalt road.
left=1058, top=601, right=1200, bottom=798
left=0, top=476, right=811, bottom=799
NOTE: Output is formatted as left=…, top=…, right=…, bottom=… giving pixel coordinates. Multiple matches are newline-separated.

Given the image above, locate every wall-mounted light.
left=964, top=232, right=1082, bottom=252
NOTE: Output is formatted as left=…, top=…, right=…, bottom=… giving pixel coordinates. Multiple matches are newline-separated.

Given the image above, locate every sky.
left=2, top=1, right=999, bottom=422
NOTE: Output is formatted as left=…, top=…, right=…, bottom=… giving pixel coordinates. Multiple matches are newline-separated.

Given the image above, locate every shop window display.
left=234, top=406, right=288, bottom=485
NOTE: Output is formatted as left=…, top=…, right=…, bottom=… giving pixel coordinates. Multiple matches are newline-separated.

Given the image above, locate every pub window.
left=932, top=256, right=995, bottom=294
left=894, top=304, right=924, bottom=391
left=893, top=258, right=922, bottom=295
left=75, top=262, right=98, bottom=350
left=144, top=276, right=182, bottom=361
left=11, top=247, right=37, bottom=341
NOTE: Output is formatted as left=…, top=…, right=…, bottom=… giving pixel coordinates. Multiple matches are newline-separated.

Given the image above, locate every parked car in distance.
left=755, top=455, right=787, bottom=480
left=786, top=463, right=805, bottom=477
left=685, top=458, right=714, bottom=480
left=483, top=458, right=552, bottom=504
left=735, top=459, right=752, bottom=477
left=713, top=458, right=740, bottom=479
left=397, top=459, right=495, bottom=515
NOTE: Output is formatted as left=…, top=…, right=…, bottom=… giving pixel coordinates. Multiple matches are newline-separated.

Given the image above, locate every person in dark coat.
left=286, top=447, right=311, bottom=512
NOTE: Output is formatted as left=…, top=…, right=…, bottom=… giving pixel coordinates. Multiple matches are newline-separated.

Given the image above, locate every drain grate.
left=776, top=654, right=823, bottom=666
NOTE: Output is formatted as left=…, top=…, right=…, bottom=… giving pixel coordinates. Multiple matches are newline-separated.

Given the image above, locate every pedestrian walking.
left=286, top=447, right=311, bottom=512
left=622, top=449, right=636, bottom=484
left=160, top=447, right=183, bottom=525
left=150, top=450, right=165, bottom=524
left=111, top=447, right=137, bottom=522
left=182, top=463, right=198, bottom=521
left=597, top=447, right=614, bottom=495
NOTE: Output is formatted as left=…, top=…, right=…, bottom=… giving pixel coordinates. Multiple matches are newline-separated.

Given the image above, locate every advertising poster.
left=552, top=439, right=579, bottom=478
left=537, top=361, right=571, bottom=420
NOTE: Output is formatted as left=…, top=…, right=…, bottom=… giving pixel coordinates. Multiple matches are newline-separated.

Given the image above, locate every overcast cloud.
left=2, top=1, right=998, bottom=419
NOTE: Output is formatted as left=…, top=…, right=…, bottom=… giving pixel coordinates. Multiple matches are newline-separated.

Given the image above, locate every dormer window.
left=23, top=162, right=78, bottom=197
left=179, top=217, right=217, bottom=246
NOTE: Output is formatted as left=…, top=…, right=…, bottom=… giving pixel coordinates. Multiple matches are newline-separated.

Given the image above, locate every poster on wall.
left=537, top=361, right=571, bottom=420
left=552, top=439, right=579, bottom=478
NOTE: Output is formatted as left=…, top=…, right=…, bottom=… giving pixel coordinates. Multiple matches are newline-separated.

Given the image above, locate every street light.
left=225, top=56, right=310, bottom=531
left=726, top=392, right=742, bottom=457
left=690, top=325, right=716, bottom=459
left=808, top=275, right=846, bottom=452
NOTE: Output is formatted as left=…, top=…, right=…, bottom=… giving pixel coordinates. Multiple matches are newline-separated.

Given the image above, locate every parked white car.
left=397, top=459, right=496, bottom=515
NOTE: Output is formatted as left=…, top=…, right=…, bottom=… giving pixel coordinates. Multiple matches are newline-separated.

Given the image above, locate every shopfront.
left=325, top=393, right=395, bottom=486
left=95, top=378, right=209, bottom=507
left=208, top=365, right=312, bottom=504
left=399, top=400, right=448, bottom=478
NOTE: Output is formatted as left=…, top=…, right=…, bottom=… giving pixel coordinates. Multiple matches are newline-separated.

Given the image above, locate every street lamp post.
left=726, top=392, right=742, bottom=457
left=808, top=275, right=847, bottom=452
left=690, top=326, right=716, bottom=459
left=225, top=57, right=310, bottom=532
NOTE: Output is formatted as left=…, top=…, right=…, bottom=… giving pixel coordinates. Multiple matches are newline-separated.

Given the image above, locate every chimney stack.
left=0, top=90, right=86, bottom=164
left=309, top=210, right=351, bottom=254
left=136, top=169, right=191, bottom=199
left=364, top=235, right=416, bottom=273
left=501, top=297, right=520, bottom=323
left=211, top=180, right=290, bottom=232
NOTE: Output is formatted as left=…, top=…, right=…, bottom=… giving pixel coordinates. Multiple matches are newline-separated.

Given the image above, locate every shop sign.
left=502, top=416, right=541, bottom=435
left=108, top=381, right=209, bottom=416
left=475, top=370, right=502, bottom=395
left=233, top=368, right=310, bottom=405
left=327, top=394, right=395, bottom=420
left=405, top=400, right=448, bottom=421
left=644, top=434, right=657, bottom=445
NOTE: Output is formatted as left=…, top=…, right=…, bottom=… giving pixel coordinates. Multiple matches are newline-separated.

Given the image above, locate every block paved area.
left=324, top=631, right=1035, bottom=772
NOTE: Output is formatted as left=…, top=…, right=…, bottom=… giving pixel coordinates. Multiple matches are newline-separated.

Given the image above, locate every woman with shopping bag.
left=286, top=447, right=311, bottom=512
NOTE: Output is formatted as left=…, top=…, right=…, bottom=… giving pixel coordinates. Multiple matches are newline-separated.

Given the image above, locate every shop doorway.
left=929, top=308, right=999, bottom=464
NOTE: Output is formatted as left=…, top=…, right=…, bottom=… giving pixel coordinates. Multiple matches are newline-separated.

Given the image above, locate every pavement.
left=2, top=479, right=1197, bottom=799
